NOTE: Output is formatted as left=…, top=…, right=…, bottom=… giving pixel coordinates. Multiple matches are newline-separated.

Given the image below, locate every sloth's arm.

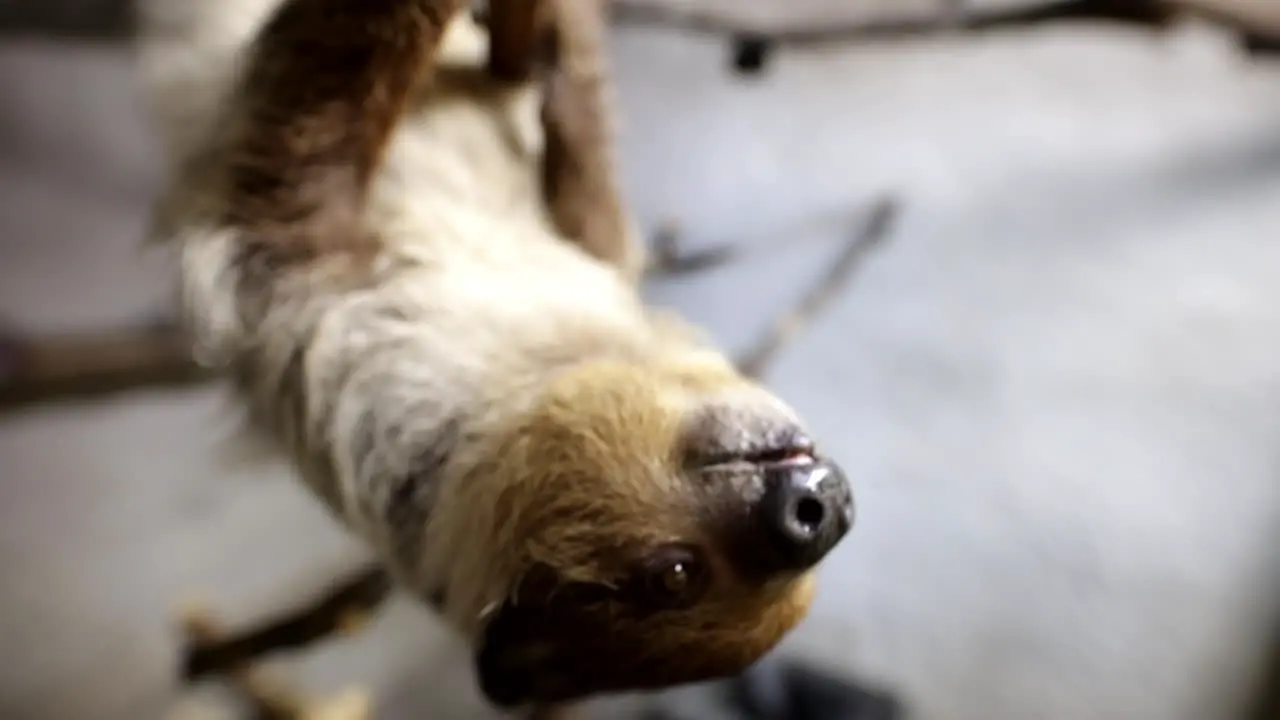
left=175, top=0, right=474, bottom=529
left=218, top=0, right=463, bottom=276
left=538, top=0, right=640, bottom=279
left=486, top=0, right=641, bottom=279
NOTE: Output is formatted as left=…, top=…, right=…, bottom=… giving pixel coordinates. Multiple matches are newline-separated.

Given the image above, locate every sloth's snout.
left=753, top=457, right=854, bottom=573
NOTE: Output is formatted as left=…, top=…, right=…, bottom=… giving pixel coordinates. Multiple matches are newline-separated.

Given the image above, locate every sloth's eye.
left=638, top=544, right=710, bottom=609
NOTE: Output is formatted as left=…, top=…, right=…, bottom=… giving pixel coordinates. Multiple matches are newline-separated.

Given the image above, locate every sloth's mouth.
left=743, top=446, right=816, bottom=466
left=695, top=438, right=817, bottom=471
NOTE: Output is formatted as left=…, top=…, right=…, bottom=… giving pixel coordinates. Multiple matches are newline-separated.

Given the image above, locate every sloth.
left=136, top=0, right=856, bottom=715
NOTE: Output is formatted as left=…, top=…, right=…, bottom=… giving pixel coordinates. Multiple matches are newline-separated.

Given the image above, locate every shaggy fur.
left=137, top=0, right=830, bottom=711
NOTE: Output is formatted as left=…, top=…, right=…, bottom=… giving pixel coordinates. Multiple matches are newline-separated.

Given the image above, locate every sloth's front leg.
left=485, top=0, right=645, bottom=282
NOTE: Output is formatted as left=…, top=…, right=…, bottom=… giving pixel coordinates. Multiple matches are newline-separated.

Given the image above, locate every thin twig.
left=647, top=221, right=742, bottom=276
left=735, top=196, right=898, bottom=379
left=645, top=206, right=869, bottom=278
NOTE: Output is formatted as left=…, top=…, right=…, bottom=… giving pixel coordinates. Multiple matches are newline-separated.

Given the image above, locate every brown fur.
left=538, top=0, right=643, bottom=278
left=486, top=0, right=555, bottom=82
left=485, top=0, right=643, bottom=278
left=222, top=0, right=463, bottom=278
left=138, top=0, right=837, bottom=713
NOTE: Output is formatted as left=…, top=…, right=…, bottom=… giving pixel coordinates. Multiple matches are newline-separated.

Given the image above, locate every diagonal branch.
left=735, top=197, right=898, bottom=379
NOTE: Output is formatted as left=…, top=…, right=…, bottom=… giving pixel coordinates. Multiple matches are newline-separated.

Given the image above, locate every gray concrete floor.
left=2, top=11, right=1280, bottom=720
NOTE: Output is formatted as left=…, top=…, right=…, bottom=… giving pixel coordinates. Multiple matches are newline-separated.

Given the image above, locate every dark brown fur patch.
left=481, top=0, right=633, bottom=272
left=219, top=0, right=465, bottom=277
left=486, top=0, right=555, bottom=81
left=478, top=566, right=814, bottom=705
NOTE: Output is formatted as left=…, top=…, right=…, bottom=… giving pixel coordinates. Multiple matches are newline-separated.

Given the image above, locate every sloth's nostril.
left=793, top=496, right=825, bottom=533
left=749, top=458, right=854, bottom=575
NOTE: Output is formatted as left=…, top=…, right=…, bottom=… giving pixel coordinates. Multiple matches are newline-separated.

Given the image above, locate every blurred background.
left=1, top=0, right=1280, bottom=718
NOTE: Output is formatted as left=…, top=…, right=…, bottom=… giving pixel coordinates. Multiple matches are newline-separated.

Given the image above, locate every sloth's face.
left=472, top=360, right=855, bottom=708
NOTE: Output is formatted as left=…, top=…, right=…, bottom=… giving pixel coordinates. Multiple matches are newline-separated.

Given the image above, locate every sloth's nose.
left=754, top=457, right=854, bottom=573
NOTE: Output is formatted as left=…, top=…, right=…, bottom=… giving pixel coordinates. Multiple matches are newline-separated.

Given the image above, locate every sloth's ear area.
left=503, top=561, right=556, bottom=607
left=472, top=561, right=616, bottom=708
left=471, top=567, right=819, bottom=709
left=474, top=596, right=541, bottom=709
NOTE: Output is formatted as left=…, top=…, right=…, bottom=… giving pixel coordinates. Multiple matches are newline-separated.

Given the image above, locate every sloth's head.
left=464, top=358, right=855, bottom=707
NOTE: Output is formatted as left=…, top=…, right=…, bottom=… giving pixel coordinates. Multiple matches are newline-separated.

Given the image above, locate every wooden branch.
left=0, top=320, right=212, bottom=414
left=611, top=0, right=1175, bottom=48
left=610, top=0, right=1280, bottom=73
left=179, top=605, right=312, bottom=720
left=181, top=564, right=392, bottom=682
left=735, top=197, right=898, bottom=379
left=0, top=0, right=134, bottom=42
left=178, top=603, right=374, bottom=720
left=539, top=0, right=643, bottom=276
left=4, top=0, right=1278, bottom=56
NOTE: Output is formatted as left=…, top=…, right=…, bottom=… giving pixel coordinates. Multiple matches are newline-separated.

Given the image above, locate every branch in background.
left=1244, top=621, right=1280, bottom=720
left=610, top=0, right=1280, bottom=74
left=0, top=0, right=133, bottom=42
left=0, top=319, right=213, bottom=414
left=735, top=197, right=898, bottom=379
left=2, top=0, right=1278, bottom=55
left=647, top=220, right=742, bottom=276
left=646, top=203, right=886, bottom=278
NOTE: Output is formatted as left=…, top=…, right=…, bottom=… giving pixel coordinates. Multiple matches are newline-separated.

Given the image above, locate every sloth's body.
left=138, top=0, right=854, bottom=712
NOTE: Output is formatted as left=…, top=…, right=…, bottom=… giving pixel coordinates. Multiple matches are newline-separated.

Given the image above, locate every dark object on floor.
left=726, top=657, right=906, bottom=720
left=730, top=33, right=772, bottom=75
left=1243, top=621, right=1280, bottom=720
left=1244, top=33, right=1280, bottom=57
